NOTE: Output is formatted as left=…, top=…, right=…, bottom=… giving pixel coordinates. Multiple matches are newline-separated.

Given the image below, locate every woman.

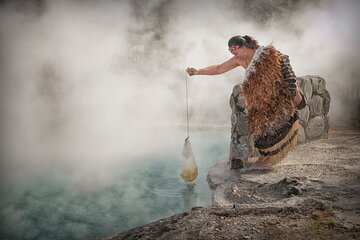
left=186, top=35, right=305, bottom=167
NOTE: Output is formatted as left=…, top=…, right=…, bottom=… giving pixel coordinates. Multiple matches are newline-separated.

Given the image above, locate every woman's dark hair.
left=228, top=35, right=259, bottom=49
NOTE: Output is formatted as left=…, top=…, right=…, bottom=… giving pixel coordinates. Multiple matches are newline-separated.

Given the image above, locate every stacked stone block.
left=297, top=75, right=331, bottom=143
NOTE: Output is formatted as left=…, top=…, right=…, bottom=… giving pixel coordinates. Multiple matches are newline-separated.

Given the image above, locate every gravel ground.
left=104, top=128, right=360, bottom=240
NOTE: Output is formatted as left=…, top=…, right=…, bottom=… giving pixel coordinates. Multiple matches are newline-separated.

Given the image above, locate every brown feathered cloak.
left=242, top=45, right=299, bottom=165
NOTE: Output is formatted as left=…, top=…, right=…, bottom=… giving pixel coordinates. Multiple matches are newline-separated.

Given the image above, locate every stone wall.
left=229, top=75, right=331, bottom=169
left=297, top=75, right=331, bottom=143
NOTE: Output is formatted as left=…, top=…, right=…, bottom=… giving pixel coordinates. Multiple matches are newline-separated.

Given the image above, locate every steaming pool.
left=0, top=128, right=230, bottom=240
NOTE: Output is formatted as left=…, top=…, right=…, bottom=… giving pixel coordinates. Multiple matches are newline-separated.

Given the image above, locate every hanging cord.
left=185, top=71, right=190, bottom=140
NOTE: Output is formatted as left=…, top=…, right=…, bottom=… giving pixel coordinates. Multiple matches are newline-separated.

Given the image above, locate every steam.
left=0, top=0, right=359, bottom=191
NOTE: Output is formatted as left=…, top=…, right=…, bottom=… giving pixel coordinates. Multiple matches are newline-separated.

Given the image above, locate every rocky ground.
left=104, top=128, right=360, bottom=240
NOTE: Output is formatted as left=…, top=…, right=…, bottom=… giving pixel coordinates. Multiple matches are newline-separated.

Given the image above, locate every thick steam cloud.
left=0, top=0, right=359, bottom=191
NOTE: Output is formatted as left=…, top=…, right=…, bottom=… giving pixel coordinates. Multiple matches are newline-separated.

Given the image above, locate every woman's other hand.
left=186, top=67, right=198, bottom=76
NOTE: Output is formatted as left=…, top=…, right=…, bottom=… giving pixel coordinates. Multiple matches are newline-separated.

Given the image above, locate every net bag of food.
left=180, top=137, right=198, bottom=182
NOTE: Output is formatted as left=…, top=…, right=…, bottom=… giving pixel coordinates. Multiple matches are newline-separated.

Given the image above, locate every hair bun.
left=244, top=35, right=254, bottom=44
left=243, top=35, right=259, bottom=49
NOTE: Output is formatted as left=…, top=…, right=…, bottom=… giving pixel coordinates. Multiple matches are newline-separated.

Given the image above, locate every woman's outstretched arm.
left=187, top=57, right=240, bottom=76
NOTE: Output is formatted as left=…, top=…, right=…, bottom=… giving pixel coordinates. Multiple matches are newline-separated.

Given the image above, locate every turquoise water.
left=0, top=129, right=230, bottom=240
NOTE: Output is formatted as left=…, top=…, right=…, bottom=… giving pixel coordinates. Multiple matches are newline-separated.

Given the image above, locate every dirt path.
left=104, top=128, right=360, bottom=240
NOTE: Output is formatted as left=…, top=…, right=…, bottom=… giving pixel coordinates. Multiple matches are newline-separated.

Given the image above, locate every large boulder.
left=309, top=95, right=324, bottom=117
left=299, top=106, right=310, bottom=126
left=312, top=76, right=326, bottom=95
left=305, top=116, right=325, bottom=140
left=299, top=76, right=313, bottom=103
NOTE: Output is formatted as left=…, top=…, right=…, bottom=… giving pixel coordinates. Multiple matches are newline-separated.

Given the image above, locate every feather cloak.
left=242, top=45, right=299, bottom=165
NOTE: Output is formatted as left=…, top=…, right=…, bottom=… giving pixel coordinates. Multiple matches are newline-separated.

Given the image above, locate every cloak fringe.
left=256, top=120, right=299, bottom=166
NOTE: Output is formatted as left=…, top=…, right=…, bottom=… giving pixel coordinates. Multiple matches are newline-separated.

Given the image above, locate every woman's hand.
left=186, top=67, right=198, bottom=76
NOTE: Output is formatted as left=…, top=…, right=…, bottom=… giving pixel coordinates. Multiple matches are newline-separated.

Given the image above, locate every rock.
left=230, top=84, right=246, bottom=111
left=273, top=177, right=304, bottom=198
left=297, top=77, right=304, bottom=88
left=232, top=84, right=242, bottom=97
left=229, top=135, right=251, bottom=169
left=229, top=155, right=245, bottom=169
left=322, top=89, right=331, bottom=115
left=287, top=186, right=302, bottom=197
left=299, top=76, right=313, bottom=103
left=309, top=95, right=324, bottom=117
left=236, top=94, right=246, bottom=110
left=311, top=210, right=334, bottom=219
left=230, top=123, right=251, bottom=168
left=297, top=125, right=306, bottom=144
left=266, top=219, right=279, bottom=225
left=231, top=113, right=236, bottom=126
left=229, top=94, right=236, bottom=112
left=235, top=112, right=249, bottom=135
left=305, top=116, right=324, bottom=140
left=299, top=106, right=310, bottom=126
left=225, top=184, right=265, bottom=204
left=207, top=159, right=228, bottom=190
left=312, top=76, right=326, bottom=95
left=229, top=84, right=251, bottom=169
left=324, top=115, right=330, bottom=138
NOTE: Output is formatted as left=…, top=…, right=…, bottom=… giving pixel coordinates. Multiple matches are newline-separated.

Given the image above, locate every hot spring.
left=0, top=128, right=230, bottom=240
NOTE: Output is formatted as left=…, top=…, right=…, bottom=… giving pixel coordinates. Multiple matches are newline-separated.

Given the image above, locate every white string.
left=185, top=72, right=190, bottom=139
